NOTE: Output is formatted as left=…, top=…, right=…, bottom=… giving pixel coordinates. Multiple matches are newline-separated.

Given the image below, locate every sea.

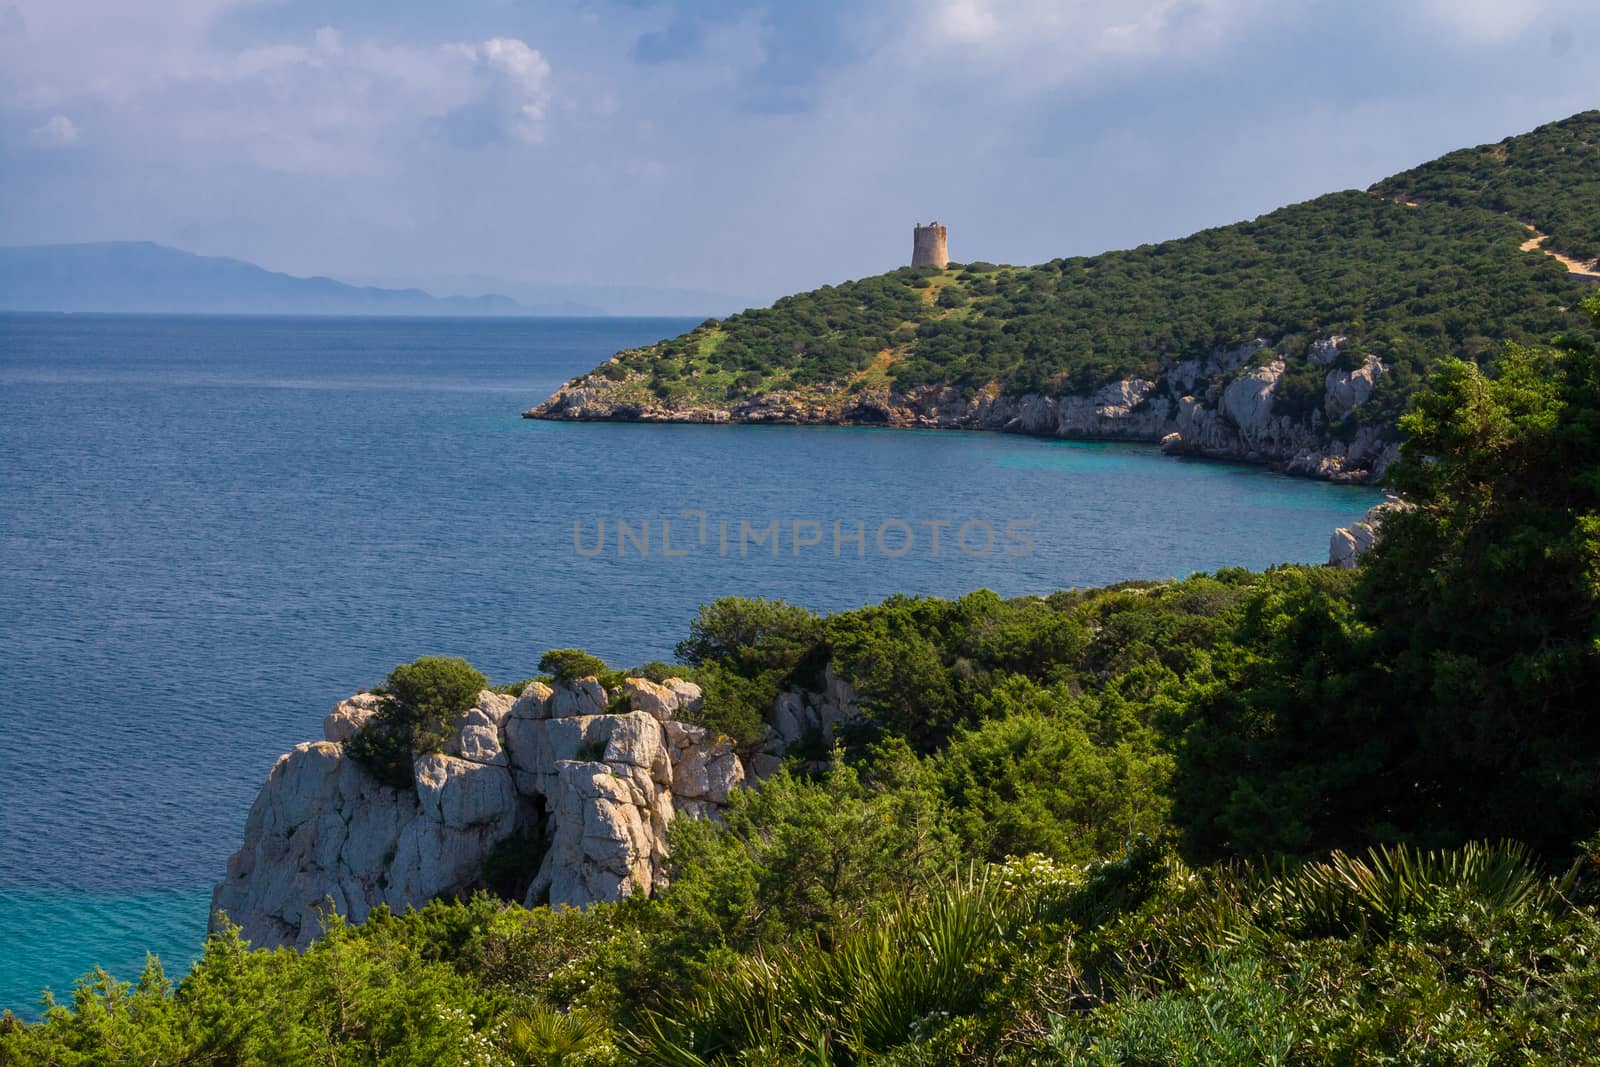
left=0, top=313, right=1384, bottom=1015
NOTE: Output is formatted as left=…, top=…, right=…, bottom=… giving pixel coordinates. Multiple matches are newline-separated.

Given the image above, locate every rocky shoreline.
left=525, top=336, right=1400, bottom=485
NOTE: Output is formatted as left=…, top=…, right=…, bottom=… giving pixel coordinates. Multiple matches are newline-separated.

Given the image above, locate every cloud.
left=915, top=0, right=1274, bottom=80
left=0, top=0, right=1592, bottom=301
left=28, top=113, right=78, bottom=146
left=0, top=3, right=554, bottom=154
left=460, top=36, right=552, bottom=143
left=1423, top=0, right=1547, bottom=43
left=929, top=0, right=999, bottom=43
left=257, top=34, right=553, bottom=148
left=480, top=36, right=550, bottom=94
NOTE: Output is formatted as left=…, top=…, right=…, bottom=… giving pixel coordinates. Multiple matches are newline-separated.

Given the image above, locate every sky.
left=0, top=0, right=1596, bottom=306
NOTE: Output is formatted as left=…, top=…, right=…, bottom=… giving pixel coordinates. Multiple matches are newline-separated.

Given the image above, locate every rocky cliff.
left=525, top=335, right=1400, bottom=485
left=213, top=671, right=861, bottom=949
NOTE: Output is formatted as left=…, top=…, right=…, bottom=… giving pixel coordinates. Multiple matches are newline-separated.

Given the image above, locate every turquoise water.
left=0, top=313, right=1383, bottom=1015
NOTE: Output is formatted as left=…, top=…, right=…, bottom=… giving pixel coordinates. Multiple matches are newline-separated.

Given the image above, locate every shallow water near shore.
left=0, top=313, right=1383, bottom=1015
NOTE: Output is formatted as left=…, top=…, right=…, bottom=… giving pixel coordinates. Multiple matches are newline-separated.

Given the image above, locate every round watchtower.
left=912, top=222, right=949, bottom=269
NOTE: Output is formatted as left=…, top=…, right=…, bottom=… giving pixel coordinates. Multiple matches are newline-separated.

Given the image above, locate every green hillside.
left=536, top=111, right=1599, bottom=444
left=1372, top=109, right=1600, bottom=262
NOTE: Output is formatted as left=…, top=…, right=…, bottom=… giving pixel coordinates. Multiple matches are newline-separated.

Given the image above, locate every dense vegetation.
left=3, top=295, right=1596, bottom=1064
left=566, top=112, right=1598, bottom=439
left=12, top=839, right=1600, bottom=1066
left=1373, top=109, right=1600, bottom=263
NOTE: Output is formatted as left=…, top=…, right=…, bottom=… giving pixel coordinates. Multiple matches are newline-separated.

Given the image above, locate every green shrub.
left=674, top=597, right=822, bottom=672
left=502, top=1006, right=615, bottom=1065
left=1270, top=357, right=1326, bottom=420
left=538, top=648, right=609, bottom=685
left=346, top=656, right=487, bottom=788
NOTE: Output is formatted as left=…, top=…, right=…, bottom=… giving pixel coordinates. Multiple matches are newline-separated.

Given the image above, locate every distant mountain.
left=0, top=242, right=529, bottom=316
left=358, top=271, right=758, bottom=318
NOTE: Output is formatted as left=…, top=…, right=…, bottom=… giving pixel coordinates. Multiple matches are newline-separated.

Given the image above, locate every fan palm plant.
left=624, top=872, right=1009, bottom=1065
left=501, top=1005, right=612, bottom=1066
left=1254, top=840, right=1566, bottom=940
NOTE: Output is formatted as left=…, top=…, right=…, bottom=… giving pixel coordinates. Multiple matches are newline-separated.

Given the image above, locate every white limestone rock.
left=527, top=761, right=661, bottom=909
left=444, top=691, right=514, bottom=766
left=323, top=692, right=382, bottom=743
left=665, top=678, right=703, bottom=715
left=1329, top=522, right=1377, bottom=570
left=511, top=680, right=553, bottom=720
left=1309, top=335, right=1349, bottom=367
left=623, top=677, right=679, bottom=721
left=1329, top=499, right=1409, bottom=569
left=414, top=753, right=518, bottom=832
left=1054, top=378, right=1171, bottom=438
left=1220, top=359, right=1285, bottom=440
left=1325, top=354, right=1386, bottom=420
left=212, top=740, right=428, bottom=950
left=217, top=682, right=754, bottom=946
left=550, top=678, right=608, bottom=718
left=748, top=752, right=783, bottom=779
left=772, top=691, right=806, bottom=747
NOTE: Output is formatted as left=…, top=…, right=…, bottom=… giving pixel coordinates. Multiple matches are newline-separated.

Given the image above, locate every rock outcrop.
left=527, top=335, right=1398, bottom=484
left=215, top=670, right=860, bottom=949
left=212, top=676, right=742, bottom=949
left=1157, top=339, right=1397, bottom=483
left=748, top=665, right=862, bottom=779
left=1328, top=498, right=1410, bottom=569
left=1325, top=354, right=1386, bottom=421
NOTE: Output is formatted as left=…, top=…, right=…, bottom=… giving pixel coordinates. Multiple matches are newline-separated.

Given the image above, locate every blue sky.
left=0, top=0, right=1595, bottom=305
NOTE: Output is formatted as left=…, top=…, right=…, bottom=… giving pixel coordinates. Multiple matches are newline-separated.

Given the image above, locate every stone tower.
left=912, top=222, right=949, bottom=269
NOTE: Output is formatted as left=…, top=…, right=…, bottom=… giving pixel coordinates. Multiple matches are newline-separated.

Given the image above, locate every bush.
left=686, top=662, right=776, bottom=751
left=674, top=597, right=823, bottom=677
left=935, top=691, right=1171, bottom=864
left=346, top=656, right=487, bottom=788
left=1271, top=357, right=1327, bottom=420
left=538, top=648, right=609, bottom=685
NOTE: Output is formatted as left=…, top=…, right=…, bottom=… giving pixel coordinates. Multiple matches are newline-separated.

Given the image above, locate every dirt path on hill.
left=1391, top=195, right=1598, bottom=280
left=1520, top=226, right=1600, bottom=280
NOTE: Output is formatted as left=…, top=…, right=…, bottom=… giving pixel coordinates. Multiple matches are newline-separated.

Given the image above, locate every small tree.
left=538, top=648, right=609, bottom=686
left=674, top=597, right=822, bottom=673
left=346, top=656, right=486, bottom=788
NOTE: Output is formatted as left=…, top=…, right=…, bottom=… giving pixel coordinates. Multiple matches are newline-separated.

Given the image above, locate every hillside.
left=528, top=110, right=1600, bottom=482
left=1372, top=110, right=1600, bottom=264
left=0, top=242, right=525, bottom=316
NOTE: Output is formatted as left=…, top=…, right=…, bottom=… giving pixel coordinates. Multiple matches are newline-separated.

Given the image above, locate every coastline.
left=522, top=341, right=1401, bottom=487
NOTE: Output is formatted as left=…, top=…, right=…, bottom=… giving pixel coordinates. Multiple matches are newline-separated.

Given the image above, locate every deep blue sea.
left=0, top=313, right=1383, bottom=1015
